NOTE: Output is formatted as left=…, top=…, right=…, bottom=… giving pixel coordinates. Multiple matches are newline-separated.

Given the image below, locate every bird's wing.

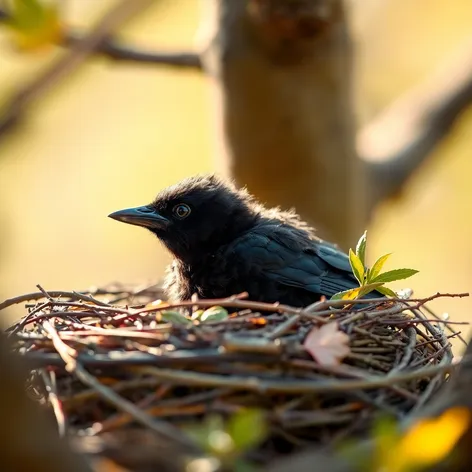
left=228, top=225, right=359, bottom=297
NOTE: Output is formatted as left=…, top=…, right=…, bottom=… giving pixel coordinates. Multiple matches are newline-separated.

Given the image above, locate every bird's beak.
left=108, top=205, right=169, bottom=229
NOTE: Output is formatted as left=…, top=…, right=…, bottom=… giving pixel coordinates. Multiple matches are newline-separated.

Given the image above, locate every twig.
left=41, top=320, right=200, bottom=453
left=0, top=289, right=130, bottom=312
left=0, top=7, right=202, bottom=70
left=66, top=30, right=202, bottom=69
left=0, top=0, right=155, bottom=134
left=132, top=291, right=468, bottom=318
left=389, top=328, right=416, bottom=374
left=132, top=356, right=465, bottom=395
left=422, top=303, right=468, bottom=346
left=40, top=369, right=67, bottom=437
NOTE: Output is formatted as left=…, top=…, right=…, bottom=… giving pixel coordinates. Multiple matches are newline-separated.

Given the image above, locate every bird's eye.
left=172, top=203, right=191, bottom=219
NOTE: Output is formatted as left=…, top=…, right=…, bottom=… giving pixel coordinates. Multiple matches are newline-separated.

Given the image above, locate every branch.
left=64, top=30, right=202, bottom=69
left=359, top=38, right=472, bottom=208
left=0, top=0, right=155, bottom=135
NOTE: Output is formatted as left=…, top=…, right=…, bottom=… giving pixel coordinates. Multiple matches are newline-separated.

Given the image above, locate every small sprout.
left=332, top=231, right=418, bottom=301
left=200, top=306, right=229, bottom=323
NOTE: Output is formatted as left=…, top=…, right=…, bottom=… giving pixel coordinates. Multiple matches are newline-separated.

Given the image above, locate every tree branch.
left=64, top=30, right=202, bottom=69
left=0, top=5, right=201, bottom=69
left=359, top=38, right=472, bottom=209
left=0, top=0, right=155, bottom=134
left=1, top=1, right=472, bottom=248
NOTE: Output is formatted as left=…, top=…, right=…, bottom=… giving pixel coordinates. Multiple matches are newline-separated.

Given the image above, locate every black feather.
left=109, top=174, right=381, bottom=307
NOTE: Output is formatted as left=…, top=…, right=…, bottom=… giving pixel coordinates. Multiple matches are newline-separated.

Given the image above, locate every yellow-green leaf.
left=191, top=309, right=205, bottom=320
left=371, top=269, right=419, bottom=284
left=376, top=407, right=471, bottom=472
left=228, top=409, right=267, bottom=452
left=200, top=306, right=229, bottom=323
left=396, top=407, right=470, bottom=468
left=349, top=248, right=364, bottom=285
left=331, top=288, right=361, bottom=301
left=160, top=310, right=191, bottom=325
left=376, top=286, right=398, bottom=298
left=355, top=231, right=367, bottom=266
left=358, top=282, right=385, bottom=298
left=368, top=253, right=392, bottom=282
left=7, top=0, right=62, bottom=51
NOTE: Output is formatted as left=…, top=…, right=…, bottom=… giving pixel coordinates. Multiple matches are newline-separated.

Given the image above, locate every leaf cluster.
left=332, top=231, right=418, bottom=301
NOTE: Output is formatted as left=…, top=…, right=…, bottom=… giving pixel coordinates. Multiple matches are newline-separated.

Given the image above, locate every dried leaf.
left=145, top=299, right=169, bottom=309
left=303, top=322, right=350, bottom=366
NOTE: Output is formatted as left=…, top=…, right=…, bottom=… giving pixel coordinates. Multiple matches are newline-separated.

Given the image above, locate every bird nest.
left=1, top=285, right=468, bottom=465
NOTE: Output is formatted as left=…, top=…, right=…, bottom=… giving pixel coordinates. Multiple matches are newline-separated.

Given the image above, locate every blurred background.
left=0, top=0, right=471, bottom=340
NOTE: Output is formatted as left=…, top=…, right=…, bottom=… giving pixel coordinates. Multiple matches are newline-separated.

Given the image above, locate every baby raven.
left=109, top=174, right=373, bottom=306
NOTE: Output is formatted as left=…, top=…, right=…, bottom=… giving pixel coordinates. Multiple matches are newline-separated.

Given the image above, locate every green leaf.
left=355, top=231, right=367, bottom=266
left=7, top=0, right=62, bottom=51
left=376, top=286, right=398, bottom=298
left=185, top=414, right=227, bottom=452
left=331, top=288, right=361, bottom=301
left=368, top=253, right=392, bottom=282
left=191, top=309, right=205, bottom=320
left=160, top=310, right=191, bottom=325
left=228, top=409, right=267, bottom=452
left=358, top=282, right=385, bottom=298
left=349, top=248, right=365, bottom=285
left=371, top=269, right=419, bottom=284
left=200, top=306, right=229, bottom=323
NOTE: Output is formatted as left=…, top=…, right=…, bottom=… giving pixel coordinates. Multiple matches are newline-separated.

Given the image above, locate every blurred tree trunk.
left=199, top=0, right=366, bottom=249
left=0, top=334, right=92, bottom=472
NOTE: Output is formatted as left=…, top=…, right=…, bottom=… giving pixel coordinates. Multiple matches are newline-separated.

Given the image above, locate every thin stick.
left=40, top=369, right=67, bottom=437
left=41, top=320, right=199, bottom=453
left=132, top=356, right=466, bottom=395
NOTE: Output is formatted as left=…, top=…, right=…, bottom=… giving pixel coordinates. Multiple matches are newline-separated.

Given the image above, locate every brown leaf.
left=303, top=322, right=350, bottom=366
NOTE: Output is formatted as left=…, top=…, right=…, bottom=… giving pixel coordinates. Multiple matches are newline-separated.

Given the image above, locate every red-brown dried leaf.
left=303, top=322, right=350, bottom=366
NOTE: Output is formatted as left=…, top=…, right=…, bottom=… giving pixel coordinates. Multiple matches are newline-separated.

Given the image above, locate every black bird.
left=108, top=174, right=374, bottom=306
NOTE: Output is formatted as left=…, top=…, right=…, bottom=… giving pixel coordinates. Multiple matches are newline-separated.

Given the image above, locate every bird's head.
left=108, top=174, right=259, bottom=262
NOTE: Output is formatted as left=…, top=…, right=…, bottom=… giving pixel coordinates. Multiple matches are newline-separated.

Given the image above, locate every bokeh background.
left=0, top=0, right=471, bottom=338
